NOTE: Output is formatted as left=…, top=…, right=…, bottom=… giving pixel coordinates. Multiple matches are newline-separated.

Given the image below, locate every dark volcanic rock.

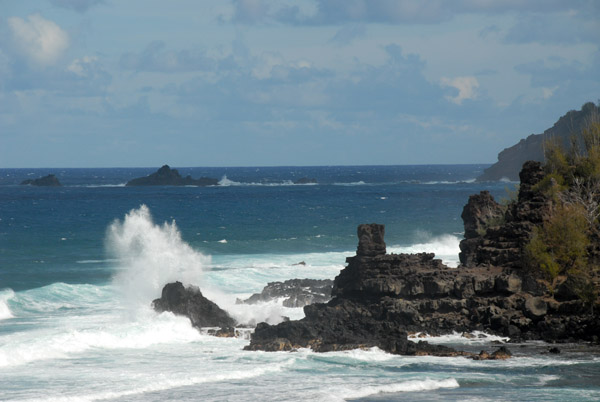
left=356, top=223, right=386, bottom=257
left=21, top=174, right=62, bottom=186
left=152, top=282, right=236, bottom=328
left=459, top=161, right=551, bottom=269
left=246, top=216, right=600, bottom=354
left=126, top=165, right=219, bottom=186
left=238, top=278, right=333, bottom=308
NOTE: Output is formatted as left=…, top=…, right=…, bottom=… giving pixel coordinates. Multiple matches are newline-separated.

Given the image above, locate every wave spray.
left=107, top=205, right=209, bottom=308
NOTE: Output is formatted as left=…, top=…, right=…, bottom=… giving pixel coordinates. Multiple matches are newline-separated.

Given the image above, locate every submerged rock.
left=126, top=165, right=219, bottom=186
left=473, top=346, right=512, bottom=360
left=20, top=174, right=62, bottom=186
left=152, top=281, right=236, bottom=329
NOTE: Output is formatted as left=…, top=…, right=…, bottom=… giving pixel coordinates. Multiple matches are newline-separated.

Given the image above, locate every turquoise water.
left=1, top=165, right=598, bottom=401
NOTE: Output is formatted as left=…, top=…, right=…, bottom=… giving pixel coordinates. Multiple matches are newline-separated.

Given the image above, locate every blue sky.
left=0, top=0, right=598, bottom=167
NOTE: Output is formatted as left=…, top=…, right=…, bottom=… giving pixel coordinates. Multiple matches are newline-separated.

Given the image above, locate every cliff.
left=477, top=102, right=599, bottom=181
left=126, top=165, right=219, bottom=186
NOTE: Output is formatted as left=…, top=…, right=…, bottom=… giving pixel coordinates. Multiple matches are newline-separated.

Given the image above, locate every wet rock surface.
left=152, top=281, right=236, bottom=329
left=238, top=278, right=333, bottom=308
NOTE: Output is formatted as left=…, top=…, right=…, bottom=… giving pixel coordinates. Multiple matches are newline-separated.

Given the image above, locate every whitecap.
left=408, top=330, right=510, bottom=344
left=218, top=175, right=241, bottom=186
left=0, top=309, right=202, bottom=368
left=335, top=378, right=459, bottom=400
left=0, top=288, right=15, bottom=320
left=333, top=181, right=366, bottom=186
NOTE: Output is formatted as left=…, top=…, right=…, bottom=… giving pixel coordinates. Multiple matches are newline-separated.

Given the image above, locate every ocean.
left=1, top=165, right=599, bottom=401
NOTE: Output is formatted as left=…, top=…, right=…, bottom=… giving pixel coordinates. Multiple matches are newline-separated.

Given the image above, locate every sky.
left=0, top=0, right=598, bottom=168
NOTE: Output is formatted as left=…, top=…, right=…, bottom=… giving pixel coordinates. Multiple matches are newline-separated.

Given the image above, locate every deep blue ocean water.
left=1, top=165, right=599, bottom=401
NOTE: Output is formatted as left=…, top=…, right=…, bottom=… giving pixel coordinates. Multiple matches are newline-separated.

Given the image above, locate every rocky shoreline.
left=152, top=161, right=600, bottom=357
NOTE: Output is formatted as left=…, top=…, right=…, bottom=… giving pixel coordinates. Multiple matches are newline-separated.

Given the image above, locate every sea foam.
left=335, top=378, right=459, bottom=400
left=0, top=307, right=203, bottom=368
left=389, top=234, right=461, bottom=267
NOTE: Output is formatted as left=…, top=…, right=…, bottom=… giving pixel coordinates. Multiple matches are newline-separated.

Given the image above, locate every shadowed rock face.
left=152, top=282, right=236, bottom=329
left=460, top=161, right=552, bottom=268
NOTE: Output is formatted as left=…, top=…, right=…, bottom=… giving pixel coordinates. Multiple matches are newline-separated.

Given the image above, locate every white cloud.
left=440, top=76, right=479, bottom=104
left=542, top=86, right=559, bottom=99
left=67, top=56, right=98, bottom=77
left=7, top=14, right=69, bottom=67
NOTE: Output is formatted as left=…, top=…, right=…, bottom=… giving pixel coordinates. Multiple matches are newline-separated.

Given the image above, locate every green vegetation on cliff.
left=525, top=109, right=600, bottom=302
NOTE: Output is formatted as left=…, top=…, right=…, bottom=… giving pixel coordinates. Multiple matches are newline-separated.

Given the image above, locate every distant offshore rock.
left=294, top=177, right=317, bottom=184
left=20, top=174, right=62, bottom=187
left=126, top=165, right=219, bottom=186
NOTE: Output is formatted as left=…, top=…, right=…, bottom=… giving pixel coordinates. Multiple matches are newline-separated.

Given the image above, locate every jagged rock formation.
left=152, top=282, right=236, bottom=329
left=478, top=102, right=599, bottom=182
left=246, top=218, right=599, bottom=354
left=238, top=279, right=333, bottom=308
left=126, top=165, right=219, bottom=186
left=356, top=223, right=386, bottom=257
left=460, top=161, right=552, bottom=268
left=20, top=174, right=62, bottom=186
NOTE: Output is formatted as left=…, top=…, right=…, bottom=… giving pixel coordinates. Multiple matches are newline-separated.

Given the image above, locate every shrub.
left=526, top=204, right=590, bottom=290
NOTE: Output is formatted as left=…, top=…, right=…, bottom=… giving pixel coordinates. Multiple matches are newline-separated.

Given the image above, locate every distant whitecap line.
left=76, top=259, right=120, bottom=264
left=70, top=184, right=127, bottom=188
left=218, top=175, right=317, bottom=187
left=332, top=181, right=367, bottom=186
left=421, top=179, right=476, bottom=185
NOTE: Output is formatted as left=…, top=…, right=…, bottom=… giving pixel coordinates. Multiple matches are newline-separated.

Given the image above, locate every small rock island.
left=126, top=165, right=219, bottom=186
left=21, top=174, right=62, bottom=186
